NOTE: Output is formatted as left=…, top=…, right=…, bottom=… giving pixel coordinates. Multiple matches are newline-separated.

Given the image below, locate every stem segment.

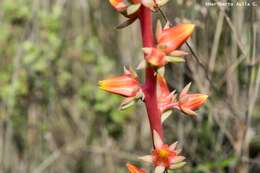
left=139, top=6, right=164, bottom=141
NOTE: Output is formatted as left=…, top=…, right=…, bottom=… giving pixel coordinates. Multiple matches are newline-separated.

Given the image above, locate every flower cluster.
left=99, top=1, right=208, bottom=172
left=109, top=0, right=169, bottom=28
left=109, top=0, right=169, bottom=16
left=99, top=69, right=207, bottom=118
left=157, top=74, right=208, bottom=120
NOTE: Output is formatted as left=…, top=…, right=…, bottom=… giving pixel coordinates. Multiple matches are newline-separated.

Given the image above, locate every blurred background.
left=0, top=0, right=259, bottom=173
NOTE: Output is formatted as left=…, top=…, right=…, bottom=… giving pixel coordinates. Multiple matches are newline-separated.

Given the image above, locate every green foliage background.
left=0, top=0, right=259, bottom=173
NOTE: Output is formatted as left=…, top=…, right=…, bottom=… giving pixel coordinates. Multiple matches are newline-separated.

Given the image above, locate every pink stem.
left=139, top=6, right=164, bottom=140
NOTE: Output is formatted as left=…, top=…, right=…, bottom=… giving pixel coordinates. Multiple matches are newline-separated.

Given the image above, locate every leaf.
left=170, top=162, right=186, bottom=169
left=156, top=20, right=163, bottom=42
left=136, top=60, right=147, bottom=70
left=166, top=56, right=185, bottom=63
left=161, top=110, right=172, bottom=123
left=127, top=4, right=141, bottom=15
left=153, top=130, right=163, bottom=148
left=170, top=50, right=190, bottom=57
left=157, top=67, right=165, bottom=76
left=119, top=97, right=136, bottom=110
left=116, top=16, right=138, bottom=29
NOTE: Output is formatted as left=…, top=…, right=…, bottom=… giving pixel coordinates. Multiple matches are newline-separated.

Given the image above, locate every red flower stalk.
left=178, top=83, right=208, bottom=117
left=104, top=2, right=208, bottom=172
left=139, top=130, right=186, bottom=173
left=127, top=163, right=146, bottom=173
left=99, top=68, right=141, bottom=97
left=139, top=6, right=164, bottom=140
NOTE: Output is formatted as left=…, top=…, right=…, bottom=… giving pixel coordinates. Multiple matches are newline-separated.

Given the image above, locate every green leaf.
left=166, top=56, right=186, bottom=63
left=126, top=4, right=141, bottom=15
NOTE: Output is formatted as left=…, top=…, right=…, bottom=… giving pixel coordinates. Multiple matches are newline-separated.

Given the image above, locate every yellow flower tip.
left=200, top=94, right=208, bottom=102
left=149, top=58, right=159, bottom=66
left=127, top=163, right=138, bottom=173
left=185, top=23, right=195, bottom=29
left=175, top=23, right=196, bottom=37
left=189, top=23, right=196, bottom=29
left=109, top=0, right=116, bottom=6
left=98, top=80, right=104, bottom=86
left=184, top=24, right=196, bottom=34
left=126, top=163, right=133, bottom=170
left=98, top=80, right=109, bottom=90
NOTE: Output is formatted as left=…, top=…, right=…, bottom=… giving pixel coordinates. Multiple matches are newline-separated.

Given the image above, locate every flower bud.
left=127, top=163, right=146, bottom=173
left=178, top=83, right=208, bottom=116
left=99, top=68, right=140, bottom=97
left=157, top=24, right=195, bottom=54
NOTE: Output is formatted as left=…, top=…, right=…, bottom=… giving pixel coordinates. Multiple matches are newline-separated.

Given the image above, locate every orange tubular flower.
left=143, top=48, right=166, bottom=67
left=109, top=0, right=129, bottom=12
left=109, top=0, right=169, bottom=16
left=178, top=83, right=208, bottom=117
left=109, top=0, right=141, bottom=19
left=157, top=24, right=195, bottom=54
left=157, top=74, right=178, bottom=113
left=127, top=163, right=146, bottom=173
left=139, top=130, right=186, bottom=173
left=142, top=22, right=194, bottom=67
left=99, top=68, right=140, bottom=97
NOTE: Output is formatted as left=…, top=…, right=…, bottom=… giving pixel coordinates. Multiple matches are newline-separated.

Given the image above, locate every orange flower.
left=157, top=24, right=195, bottom=54
left=109, top=0, right=169, bottom=15
left=109, top=0, right=129, bottom=12
left=109, top=0, right=141, bottom=18
left=178, top=83, right=208, bottom=116
left=127, top=163, right=146, bottom=173
left=156, top=74, right=178, bottom=113
left=139, top=130, right=186, bottom=173
left=143, top=48, right=166, bottom=67
left=99, top=68, right=140, bottom=97
left=141, top=22, right=194, bottom=67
